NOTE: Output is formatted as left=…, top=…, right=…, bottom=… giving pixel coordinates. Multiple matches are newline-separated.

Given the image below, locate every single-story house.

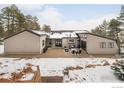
left=77, top=33, right=119, bottom=54
left=4, top=30, right=119, bottom=55
left=4, top=30, right=48, bottom=54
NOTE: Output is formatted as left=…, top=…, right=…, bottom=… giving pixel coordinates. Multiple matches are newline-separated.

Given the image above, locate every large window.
left=108, top=42, right=114, bottom=48
left=55, top=39, right=62, bottom=47
left=100, top=42, right=106, bottom=48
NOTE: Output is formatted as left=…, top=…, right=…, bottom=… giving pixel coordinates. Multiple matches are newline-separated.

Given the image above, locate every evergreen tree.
left=16, top=12, right=26, bottom=31
left=42, top=24, right=51, bottom=32
left=1, top=6, right=11, bottom=35
left=0, top=14, right=4, bottom=39
left=25, top=15, right=41, bottom=30
left=0, top=4, right=41, bottom=37
left=91, top=20, right=108, bottom=37
left=111, top=60, right=124, bottom=81
left=108, top=18, right=121, bottom=39
left=117, top=5, right=124, bottom=31
left=32, top=16, right=41, bottom=30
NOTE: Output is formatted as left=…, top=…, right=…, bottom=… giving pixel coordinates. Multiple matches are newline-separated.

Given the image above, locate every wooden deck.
left=0, top=48, right=117, bottom=58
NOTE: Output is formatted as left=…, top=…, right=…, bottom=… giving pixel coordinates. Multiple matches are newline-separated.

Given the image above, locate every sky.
left=0, top=4, right=122, bottom=30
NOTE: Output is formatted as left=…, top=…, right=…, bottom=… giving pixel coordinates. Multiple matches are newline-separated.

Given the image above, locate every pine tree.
left=32, top=16, right=41, bottom=30
left=42, top=24, right=51, bottom=32
left=0, top=4, right=41, bottom=37
left=1, top=6, right=11, bottom=35
left=117, top=5, right=124, bottom=31
left=108, top=19, right=121, bottom=39
left=91, top=20, right=108, bottom=37
left=0, top=14, right=4, bottom=39
left=16, top=11, right=26, bottom=31
left=25, top=15, right=41, bottom=30
left=111, top=60, right=124, bottom=81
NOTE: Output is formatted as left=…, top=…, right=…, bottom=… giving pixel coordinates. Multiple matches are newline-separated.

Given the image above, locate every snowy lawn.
left=0, top=58, right=38, bottom=81
left=0, top=58, right=124, bottom=82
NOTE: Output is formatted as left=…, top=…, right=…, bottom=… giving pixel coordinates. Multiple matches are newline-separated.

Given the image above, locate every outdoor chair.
left=71, top=50, right=75, bottom=54
left=78, top=50, right=82, bottom=55
left=64, top=48, right=69, bottom=52
left=75, top=51, right=78, bottom=55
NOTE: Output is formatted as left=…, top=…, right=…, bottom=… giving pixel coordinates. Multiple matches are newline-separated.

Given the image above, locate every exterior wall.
left=62, top=37, right=79, bottom=48
left=86, top=34, right=119, bottom=54
left=4, top=31, right=41, bottom=54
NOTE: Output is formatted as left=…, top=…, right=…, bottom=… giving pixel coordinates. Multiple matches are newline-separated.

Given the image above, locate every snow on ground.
left=0, top=58, right=123, bottom=82
left=0, top=45, right=4, bottom=54
left=0, top=58, right=38, bottom=81
left=64, top=66, right=121, bottom=83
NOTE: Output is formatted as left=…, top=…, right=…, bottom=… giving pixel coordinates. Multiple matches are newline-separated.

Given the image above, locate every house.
left=4, top=30, right=48, bottom=54
left=77, top=33, right=119, bottom=54
left=4, top=30, right=119, bottom=55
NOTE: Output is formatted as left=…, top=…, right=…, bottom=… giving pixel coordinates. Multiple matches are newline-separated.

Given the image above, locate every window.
left=81, top=34, right=87, bottom=39
left=55, top=39, right=62, bottom=47
left=100, top=42, right=106, bottom=48
left=49, top=42, right=51, bottom=45
left=69, top=39, right=74, bottom=42
left=42, top=40, right=45, bottom=46
left=108, top=42, right=114, bottom=48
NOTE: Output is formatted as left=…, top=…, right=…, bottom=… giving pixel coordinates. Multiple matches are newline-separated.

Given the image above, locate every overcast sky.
left=0, top=4, right=122, bottom=30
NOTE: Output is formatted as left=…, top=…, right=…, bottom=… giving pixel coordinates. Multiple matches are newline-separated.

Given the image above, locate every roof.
left=51, top=30, right=78, bottom=33
left=51, top=30, right=87, bottom=33
left=49, top=31, right=78, bottom=39
left=31, top=30, right=50, bottom=36
left=4, top=29, right=116, bottom=41
left=77, top=33, right=116, bottom=41
left=4, top=30, right=87, bottom=40
left=4, top=30, right=48, bottom=40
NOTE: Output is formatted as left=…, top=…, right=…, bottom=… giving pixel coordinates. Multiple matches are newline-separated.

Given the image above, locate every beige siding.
left=4, top=31, right=41, bottom=54
left=62, top=37, right=79, bottom=48
left=86, top=35, right=119, bottom=54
